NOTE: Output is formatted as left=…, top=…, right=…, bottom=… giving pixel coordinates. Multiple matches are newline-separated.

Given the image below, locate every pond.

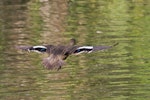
left=0, top=0, right=150, bottom=100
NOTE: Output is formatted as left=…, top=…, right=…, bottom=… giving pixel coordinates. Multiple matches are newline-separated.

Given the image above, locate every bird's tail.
left=42, top=55, right=65, bottom=70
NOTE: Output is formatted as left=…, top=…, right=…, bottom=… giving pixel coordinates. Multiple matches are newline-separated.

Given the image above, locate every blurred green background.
left=0, top=0, right=149, bottom=100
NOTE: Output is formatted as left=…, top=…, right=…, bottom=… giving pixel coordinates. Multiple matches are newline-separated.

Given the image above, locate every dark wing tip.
left=15, top=45, right=32, bottom=51
left=93, top=42, right=119, bottom=51
left=93, top=46, right=111, bottom=51
left=112, top=42, right=119, bottom=47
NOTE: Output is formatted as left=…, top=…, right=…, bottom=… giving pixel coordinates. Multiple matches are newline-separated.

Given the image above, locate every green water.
left=0, top=0, right=150, bottom=100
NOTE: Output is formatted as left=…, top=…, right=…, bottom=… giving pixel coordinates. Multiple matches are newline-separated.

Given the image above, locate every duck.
left=16, top=39, right=118, bottom=70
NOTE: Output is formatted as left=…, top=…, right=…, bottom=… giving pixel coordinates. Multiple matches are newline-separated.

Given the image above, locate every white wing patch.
left=29, top=46, right=47, bottom=53
left=77, top=46, right=93, bottom=50
left=74, top=46, right=93, bottom=54
left=33, top=46, right=47, bottom=49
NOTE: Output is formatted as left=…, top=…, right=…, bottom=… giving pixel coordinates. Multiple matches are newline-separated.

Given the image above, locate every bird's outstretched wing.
left=16, top=45, right=48, bottom=53
left=73, top=43, right=118, bottom=55
left=16, top=42, right=118, bottom=70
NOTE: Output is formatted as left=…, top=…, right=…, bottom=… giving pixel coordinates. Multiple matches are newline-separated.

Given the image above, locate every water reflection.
left=39, top=0, right=68, bottom=43
left=0, top=0, right=150, bottom=100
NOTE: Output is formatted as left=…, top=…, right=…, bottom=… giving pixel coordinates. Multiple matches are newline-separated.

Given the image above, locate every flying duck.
left=16, top=39, right=118, bottom=70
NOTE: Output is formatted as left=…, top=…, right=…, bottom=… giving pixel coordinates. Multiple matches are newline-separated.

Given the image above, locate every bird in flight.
left=16, top=39, right=118, bottom=70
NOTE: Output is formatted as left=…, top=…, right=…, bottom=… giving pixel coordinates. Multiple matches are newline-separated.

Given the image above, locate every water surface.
left=0, top=0, right=150, bottom=100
